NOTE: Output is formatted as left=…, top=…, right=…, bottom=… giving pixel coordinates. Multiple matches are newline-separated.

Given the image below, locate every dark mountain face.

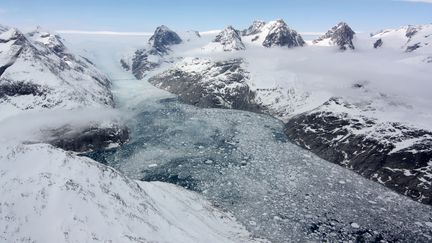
left=148, top=25, right=182, bottom=53
left=284, top=97, right=432, bottom=205
left=373, top=38, right=383, bottom=48
left=148, top=58, right=260, bottom=111
left=242, top=20, right=266, bottom=36
left=262, top=20, right=305, bottom=48
left=406, top=25, right=418, bottom=38
left=314, top=22, right=356, bottom=50
left=122, top=25, right=182, bottom=79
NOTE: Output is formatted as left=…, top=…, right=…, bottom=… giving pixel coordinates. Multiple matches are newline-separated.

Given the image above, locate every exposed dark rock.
left=120, top=59, right=130, bottom=71
left=284, top=97, right=432, bottom=205
left=0, top=26, right=115, bottom=111
left=47, top=124, right=129, bottom=153
left=373, top=39, right=383, bottom=48
left=262, top=20, right=305, bottom=48
left=148, top=25, right=182, bottom=53
left=314, top=22, right=356, bottom=50
left=122, top=25, right=181, bottom=79
left=148, top=58, right=260, bottom=111
left=0, top=80, right=49, bottom=99
left=129, top=49, right=162, bottom=79
left=406, top=26, right=418, bottom=38
left=406, top=43, right=421, bottom=52
left=212, top=26, right=245, bottom=51
left=242, top=20, right=266, bottom=36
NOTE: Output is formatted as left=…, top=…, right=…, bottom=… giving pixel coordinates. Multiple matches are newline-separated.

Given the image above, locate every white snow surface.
left=59, top=21, right=432, bottom=130
left=0, top=26, right=265, bottom=243
left=202, top=26, right=245, bottom=52
left=0, top=26, right=114, bottom=122
left=371, top=24, right=432, bottom=52
left=0, top=142, right=262, bottom=243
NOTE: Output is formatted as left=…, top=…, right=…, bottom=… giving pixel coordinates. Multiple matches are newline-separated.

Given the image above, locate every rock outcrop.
left=121, top=25, right=182, bottom=79
left=148, top=58, right=259, bottom=111
left=284, top=97, right=432, bottom=205
left=313, top=22, right=356, bottom=50
left=261, top=19, right=305, bottom=48
left=204, top=26, right=246, bottom=52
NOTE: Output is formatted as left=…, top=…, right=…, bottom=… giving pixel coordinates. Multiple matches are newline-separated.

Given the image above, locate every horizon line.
left=56, top=29, right=325, bottom=36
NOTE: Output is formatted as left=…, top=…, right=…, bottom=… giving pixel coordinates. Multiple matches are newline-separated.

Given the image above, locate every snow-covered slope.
left=0, top=142, right=262, bottom=243
left=148, top=57, right=258, bottom=110
left=372, top=24, right=432, bottom=53
left=0, top=25, right=114, bottom=121
left=121, top=25, right=182, bottom=79
left=313, top=22, right=356, bottom=50
left=242, top=19, right=305, bottom=48
left=130, top=20, right=432, bottom=205
left=241, top=21, right=266, bottom=36
left=285, top=97, right=432, bottom=204
left=148, top=25, right=182, bottom=53
left=57, top=27, right=432, bottom=242
left=203, top=26, right=245, bottom=52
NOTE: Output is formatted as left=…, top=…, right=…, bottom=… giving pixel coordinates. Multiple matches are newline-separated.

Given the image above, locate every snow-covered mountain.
left=149, top=57, right=258, bottom=110
left=2, top=18, right=432, bottom=242
left=0, top=25, right=114, bottom=121
left=134, top=20, right=432, bottom=205
left=203, top=26, right=245, bottom=52
left=243, top=19, right=305, bottom=48
left=285, top=97, right=432, bottom=204
left=0, top=142, right=262, bottom=243
left=148, top=25, right=182, bottom=53
left=313, top=22, right=356, bottom=50
left=371, top=24, right=432, bottom=64
left=0, top=25, right=129, bottom=152
left=241, top=20, right=266, bottom=36
left=372, top=24, right=432, bottom=53
left=121, top=25, right=182, bottom=79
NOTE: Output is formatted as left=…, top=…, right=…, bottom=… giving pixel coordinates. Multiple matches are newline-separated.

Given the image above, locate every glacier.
left=62, top=32, right=432, bottom=242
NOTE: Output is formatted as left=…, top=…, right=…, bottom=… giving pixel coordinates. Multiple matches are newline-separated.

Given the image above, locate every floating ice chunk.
left=351, top=223, right=360, bottom=229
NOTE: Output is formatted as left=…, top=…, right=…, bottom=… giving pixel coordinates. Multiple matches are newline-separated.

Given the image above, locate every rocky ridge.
left=121, top=25, right=182, bottom=79
left=313, top=22, right=356, bottom=50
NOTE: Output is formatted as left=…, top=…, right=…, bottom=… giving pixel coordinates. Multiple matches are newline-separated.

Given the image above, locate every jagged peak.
left=0, top=27, right=26, bottom=43
left=25, top=27, right=67, bottom=54
left=335, top=22, right=350, bottom=29
left=313, top=22, right=355, bottom=50
left=261, top=19, right=305, bottom=48
left=252, top=20, right=266, bottom=25
left=148, top=25, right=182, bottom=53
left=214, top=25, right=241, bottom=39
left=211, top=25, right=245, bottom=51
left=242, top=20, right=266, bottom=36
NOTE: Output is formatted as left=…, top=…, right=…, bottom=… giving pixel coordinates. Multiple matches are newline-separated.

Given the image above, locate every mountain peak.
left=313, top=22, right=355, bottom=50
left=212, top=25, right=245, bottom=51
left=262, top=20, right=305, bottom=48
left=242, top=20, right=266, bottom=36
left=148, top=25, right=182, bottom=53
left=0, top=27, right=24, bottom=43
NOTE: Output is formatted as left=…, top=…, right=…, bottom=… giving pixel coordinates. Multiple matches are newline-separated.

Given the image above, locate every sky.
left=0, top=0, right=431, bottom=33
